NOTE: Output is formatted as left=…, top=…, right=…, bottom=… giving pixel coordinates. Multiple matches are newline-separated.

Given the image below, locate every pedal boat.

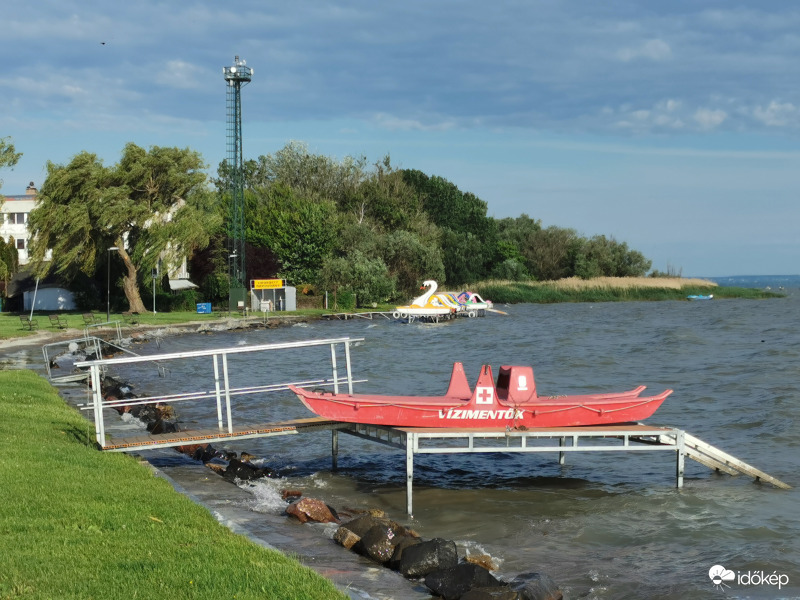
left=393, top=280, right=457, bottom=321
left=289, top=362, right=672, bottom=429
left=455, top=290, right=493, bottom=316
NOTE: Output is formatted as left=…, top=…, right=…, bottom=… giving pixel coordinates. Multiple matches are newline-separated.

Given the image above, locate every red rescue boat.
left=289, top=362, right=672, bottom=429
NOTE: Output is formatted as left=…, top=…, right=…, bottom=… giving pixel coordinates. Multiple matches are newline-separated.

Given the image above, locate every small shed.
left=249, top=278, right=296, bottom=312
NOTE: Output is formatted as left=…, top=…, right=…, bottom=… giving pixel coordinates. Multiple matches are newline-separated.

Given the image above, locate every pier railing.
left=75, top=336, right=365, bottom=449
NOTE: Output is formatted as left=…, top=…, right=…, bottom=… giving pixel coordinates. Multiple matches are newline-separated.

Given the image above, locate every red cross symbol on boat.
left=476, top=386, right=494, bottom=405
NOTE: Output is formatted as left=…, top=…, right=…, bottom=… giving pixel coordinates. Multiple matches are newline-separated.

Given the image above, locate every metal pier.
left=322, top=311, right=395, bottom=321
left=70, top=336, right=790, bottom=516
left=336, top=423, right=790, bottom=515
left=75, top=337, right=365, bottom=450
left=43, top=334, right=165, bottom=384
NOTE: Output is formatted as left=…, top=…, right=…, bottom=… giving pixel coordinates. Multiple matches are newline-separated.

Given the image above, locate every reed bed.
left=471, top=277, right=778, bottom=304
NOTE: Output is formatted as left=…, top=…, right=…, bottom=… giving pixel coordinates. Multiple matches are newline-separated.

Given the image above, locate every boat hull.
left=289, top=390, right=670, bottom=428
left=289, top=362, right=672, bottom=429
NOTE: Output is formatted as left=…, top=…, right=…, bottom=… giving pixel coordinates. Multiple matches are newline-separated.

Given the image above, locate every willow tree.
left=0, top=136, right=22, bottom=282
left=28, top=143, right=220, bottom=313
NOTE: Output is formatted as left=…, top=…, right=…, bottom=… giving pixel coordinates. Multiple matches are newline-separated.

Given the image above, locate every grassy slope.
left=0, top=370, right=346, bottom=600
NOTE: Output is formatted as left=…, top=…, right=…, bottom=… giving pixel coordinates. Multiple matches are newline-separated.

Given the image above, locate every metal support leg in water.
left=559, top=436, right=566, bottom=465
left=676, top=430, right=685, bottom=488
left=332, top=429, right=339, bottom=470
left=406, top=432, right=415, bottom=517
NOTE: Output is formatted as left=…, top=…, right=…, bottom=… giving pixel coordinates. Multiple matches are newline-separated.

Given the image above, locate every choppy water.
left=8, top=292, right=800, bottom=599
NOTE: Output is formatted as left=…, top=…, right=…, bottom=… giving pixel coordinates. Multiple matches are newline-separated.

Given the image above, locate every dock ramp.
left=653, top=431, right=791, bottom=489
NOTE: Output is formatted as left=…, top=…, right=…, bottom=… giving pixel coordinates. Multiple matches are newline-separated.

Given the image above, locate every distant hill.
left=706, top=275, right=800, bottom=288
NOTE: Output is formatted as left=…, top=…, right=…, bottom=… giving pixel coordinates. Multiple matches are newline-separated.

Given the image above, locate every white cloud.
left=616, top=38, right=672, bottom=62
left=753, top=101, right=799, bottom=126
left=153, top=60, right=205, bottom=90
left=694, top=108, right=728, bottom=130
left=372, top=113, right=456, bottom=132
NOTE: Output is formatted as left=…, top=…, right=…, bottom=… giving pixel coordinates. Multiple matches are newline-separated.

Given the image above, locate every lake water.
left=7, top=289, right=800, bottom=599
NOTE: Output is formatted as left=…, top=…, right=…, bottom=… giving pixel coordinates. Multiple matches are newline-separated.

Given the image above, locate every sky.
left=2, top=1, right=800, bottom=277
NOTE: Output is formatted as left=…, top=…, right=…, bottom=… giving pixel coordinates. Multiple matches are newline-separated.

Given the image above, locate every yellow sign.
left=252, top=279, right=283, bottom=290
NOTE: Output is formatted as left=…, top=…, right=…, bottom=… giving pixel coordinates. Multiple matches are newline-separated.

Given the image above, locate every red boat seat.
left=445, top=362, right=472, bottom=399
left=496, top=366, right=537, bottom=403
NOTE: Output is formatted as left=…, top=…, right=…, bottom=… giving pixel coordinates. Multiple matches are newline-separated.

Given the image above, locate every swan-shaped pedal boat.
left=393, top=280, right=458, bottom=321
left=289, top=362, right=672, bottom=429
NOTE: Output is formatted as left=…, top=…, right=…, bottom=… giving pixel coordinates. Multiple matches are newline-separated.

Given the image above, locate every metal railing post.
left=330, top=343, right=339, bottom=394
left=213, top=354, right=223, bottom=430
left=90, top=364, right=105, bottom=447
left=344, top=340, right=354, bottom=394
left=406, top=431, right=415, bottom=517
left=222, top=353, right=234, bottom=433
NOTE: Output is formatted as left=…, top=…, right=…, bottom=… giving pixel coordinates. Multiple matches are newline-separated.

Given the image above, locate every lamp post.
left=107, top=246, right=119, bottom=322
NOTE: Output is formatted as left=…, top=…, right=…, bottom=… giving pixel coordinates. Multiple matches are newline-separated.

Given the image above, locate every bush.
left=169, top=289, right=200, bottom=312
left=331, top=288, right=356, bottom=311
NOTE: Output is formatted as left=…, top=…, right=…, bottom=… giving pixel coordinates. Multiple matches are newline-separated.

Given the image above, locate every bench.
left=48, top=314, right=68, bottom=329
left=19, top=315, right=39, bottom=330
left=82, top=313, right=99, bottom=326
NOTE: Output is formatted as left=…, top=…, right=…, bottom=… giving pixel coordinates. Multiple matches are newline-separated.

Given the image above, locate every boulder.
left=285, top=497, right=340, bottom=524
left=465, top=554, right=498, bottom=571
left=509, top=572, right=563, bottom=600
left=222, top=458, right=277, bottom=482
left=352, top=522, right=410, bottom=564
left=333, top=526, right=361, bottom=549
left=395, top=537, right=458, bottom=578
left=281, top=489, right=303, bottom=501
left=205, top=463, right=226, bottom=475
left=175, top=444, right=206, bottom=457
left=340, top=513, right=392, bottom=538
left=387, top=535, right=423, bottom=571
left=424, top=563, right=503, bottom=600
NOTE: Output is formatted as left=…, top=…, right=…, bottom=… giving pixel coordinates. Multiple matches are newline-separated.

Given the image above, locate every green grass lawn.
left=0, top=308, right=332, bottom=341
left=0, top=369, right=347, bottom=600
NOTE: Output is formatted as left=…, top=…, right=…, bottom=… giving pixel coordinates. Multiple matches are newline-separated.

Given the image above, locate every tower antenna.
left=222, top=55, right=253, bottom=311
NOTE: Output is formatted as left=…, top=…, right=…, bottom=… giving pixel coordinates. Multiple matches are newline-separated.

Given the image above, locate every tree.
left=28, top=143, right=220, bottom=313
left=0, top=137, right=22, bottom=285
left=246, top=182, right=338, bottom=285
left=221, top=140, right=367, bottom=205
left=0, top=137, right=21, bottom=192
left=572, top=235, right=652, bottom=278
left=0, top=236, right=19, bottom=290
left=402, top=169, right=497, bottom=284
left=318, top=250, right=396, bottom=308
left=382, top=229, right=445, bottom=298
left=524, top=226, right=581, bottom=281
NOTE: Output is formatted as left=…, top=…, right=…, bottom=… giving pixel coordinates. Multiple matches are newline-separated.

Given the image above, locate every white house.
left=1, top=182, right=196, bottom=311
left=1, top=182, right=196, bottom=285
left=0, top=181, right=37, bottom=264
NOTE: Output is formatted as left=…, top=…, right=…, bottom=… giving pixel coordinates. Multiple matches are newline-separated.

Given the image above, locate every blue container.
left=196, top=302, right=212, bottom=314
